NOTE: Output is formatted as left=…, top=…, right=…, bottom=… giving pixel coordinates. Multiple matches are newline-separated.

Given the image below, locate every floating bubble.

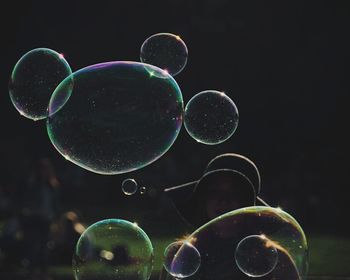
left=184, top=90, right=239, bottom=145
left=140, top=186, right=146, bottom=195
left=140, top=33, right=188, bottom=77
left=122, top=179, right=138, bottom=195
left=235, top=234, right=278, bottom=277
left=160, top=206, right=308, bottom=280
left=9, top=48, right=72, bottom=121
left=205, top=153, right=261, bottom=194
left=73, top=219, right=154, bottom=280
left=176, top=169, right=256, bottom=227
left=47, top=61, right=183, bottom=175
left=163, top=241, right=201, bottom=278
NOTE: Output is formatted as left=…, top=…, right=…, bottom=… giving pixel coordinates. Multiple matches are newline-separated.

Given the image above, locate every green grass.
left=308, top=234, right=350, bottom=277
left=47, top=234, right=350, bottom=279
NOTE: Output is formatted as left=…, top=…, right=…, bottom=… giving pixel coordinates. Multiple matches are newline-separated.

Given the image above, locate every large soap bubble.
left=9, top=48, right=72, bottom=121
left=163, top=241, right=201, bottom=278
left=160, top=206, right=308, bottom=280
left=140, top=33, right=188, bottom=77
left=47, top=61, right=183, bottom=175
left=184, top=90, right=239, bottom=145
left=73, top=219, right=154, bottom=280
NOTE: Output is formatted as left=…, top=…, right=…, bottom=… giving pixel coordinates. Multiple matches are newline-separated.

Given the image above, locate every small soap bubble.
left=184, top=90, right=239, bottom=145
left=235, top=234, right=278, bottom=277
left=9, top=48, right=72, bottom=121
left=163, top=241, right=201, bottom=278
left=122, top=178, right=138, bottom=196
left=140, top=186, right=146, bottom=195
left=140, top=33, right=188, bottom=76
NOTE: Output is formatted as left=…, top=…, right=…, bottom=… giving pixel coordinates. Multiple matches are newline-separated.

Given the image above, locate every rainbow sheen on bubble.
left=184, top=90, right=239, bottom=145
left=160, top=206, right=308, bottom=280
left=235, top=234, right=278, bottom=277
left=163, top=241, right=201, bottom=278
left=140, top=33, right=188, bottom=77
left=9, top=48, right=72, bottom=121
left=73, top=219, right=154, bottom=280
left=122, top=178, right=138, bottom=196
left=47, top=61, right=183, bottom=175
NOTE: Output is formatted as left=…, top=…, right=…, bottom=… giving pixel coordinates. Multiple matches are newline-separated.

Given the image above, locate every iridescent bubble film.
left=235, top=234, right=278, bottom=277
left=184, top=90, right=239, bottom=145
left=72, top=219, right=154, bottom=280
left=160, top=206, right=308, bottom=280
left=140, top=33, right=188, bottom=77
left=122, top=178, right=138, bottom=196
left=163, top=241, right=201, bottom=278
left=9, top=48, right=72, bottom=121
left=47, top=61, right=183, bottom=175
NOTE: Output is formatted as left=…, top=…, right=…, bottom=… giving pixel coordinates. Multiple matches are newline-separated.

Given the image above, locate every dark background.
left=1, top=0, right=350, bottom=278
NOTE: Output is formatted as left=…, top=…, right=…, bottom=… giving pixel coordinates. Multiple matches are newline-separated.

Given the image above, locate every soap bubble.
left=177, top=169, right=256, bottom=227
left=122, top=179, right=138, bottom=195
left=9, top=48, right=72, bottom=121
left=160, top=206, right=308, bottom=280
left=235, top=235, right=278, bottom=277
left=140, top=33, right=188, bottom=76
left=140, top=186, right=146, bottom=195
left=73, top=219, right=154, bottom=280
left=205, top=153, right=261, bottom=194
left=47, top=61, right=183, bottom=175
left=184, top=90, right=238, bottom=145
left=163, top=241, right=201, bottom=278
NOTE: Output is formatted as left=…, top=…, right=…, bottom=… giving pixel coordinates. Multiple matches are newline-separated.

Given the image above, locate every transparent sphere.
left=184, top=90, right=239, bottom=145
left=9, top=48, right=72, bottom=121
left=163, top=241, right=201, bottom=278
left=235, top=235, right=278, bottom=277
left=47, top=61, right=183, bottom=175
left=73, top=219, right=154, bottom=280
left=122, top=179, right=138, bottom=195
left=140, top=33, right=188, bottom=76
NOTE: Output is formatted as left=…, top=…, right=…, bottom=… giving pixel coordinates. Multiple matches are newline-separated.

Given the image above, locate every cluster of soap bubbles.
left=9, top=33, right=239, bottom=176
left=9, top=33, right=308, bottom=280
left=161, top=207, right=308, bottom=280
left=161, top=153, right=308, bottom=280
left=121, top=178, right=146, bottom=195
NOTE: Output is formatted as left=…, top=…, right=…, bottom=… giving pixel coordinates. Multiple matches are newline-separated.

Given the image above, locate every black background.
left=1, top=0, right=350, bottom=237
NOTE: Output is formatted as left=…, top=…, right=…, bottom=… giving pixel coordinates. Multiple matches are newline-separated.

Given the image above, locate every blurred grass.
left=1, top=228, right=349, bottom=279
left=308, top=234, right=350, bottom=277
left=47, top=234, right=350, bottom=279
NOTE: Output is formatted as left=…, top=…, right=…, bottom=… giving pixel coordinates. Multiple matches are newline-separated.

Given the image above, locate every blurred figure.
left=49, top=211, right=85, bottom=265
left=19, top=157, right=61, bottom=279
left=0, top=180, right=24, bottom=272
